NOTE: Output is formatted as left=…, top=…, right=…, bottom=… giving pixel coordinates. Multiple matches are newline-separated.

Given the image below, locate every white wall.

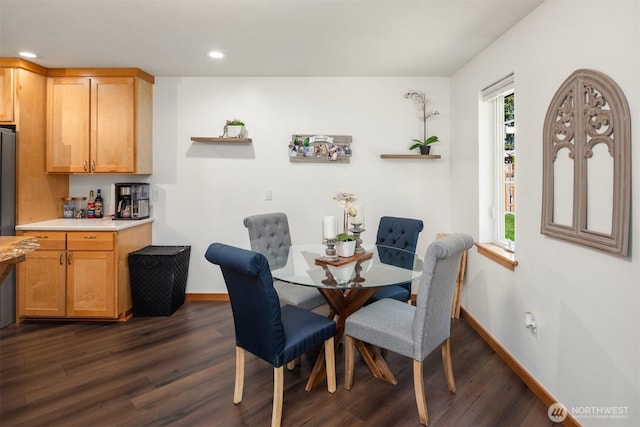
left=450, top=0, right=639, bottom=425
left=73, top=76, right=452, bottom=294
left=68, top=0, right=640, bottom=422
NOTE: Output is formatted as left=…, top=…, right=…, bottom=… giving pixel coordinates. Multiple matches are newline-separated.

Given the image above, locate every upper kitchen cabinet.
left=46, top=70, right=153, bottom=174
left=0, top=68, right=15, bottom=122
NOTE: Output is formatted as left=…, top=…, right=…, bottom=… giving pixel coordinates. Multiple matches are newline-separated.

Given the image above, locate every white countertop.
left=15, top=217, right=154, bottom=231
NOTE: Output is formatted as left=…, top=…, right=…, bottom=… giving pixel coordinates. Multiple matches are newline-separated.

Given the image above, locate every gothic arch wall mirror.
left=541, top=69, right=630, bottom=256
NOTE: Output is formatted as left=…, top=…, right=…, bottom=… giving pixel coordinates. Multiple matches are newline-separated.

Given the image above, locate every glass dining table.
left=270, top=243, right=423, bottom=390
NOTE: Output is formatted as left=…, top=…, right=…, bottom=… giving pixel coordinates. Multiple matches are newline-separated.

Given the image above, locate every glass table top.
left=270, top=243, right=423, bottom=289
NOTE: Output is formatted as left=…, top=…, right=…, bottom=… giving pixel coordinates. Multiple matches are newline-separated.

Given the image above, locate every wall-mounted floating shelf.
left=191, top=137, right=252, bottom=143
left=380, top=154, right=441, bottom=159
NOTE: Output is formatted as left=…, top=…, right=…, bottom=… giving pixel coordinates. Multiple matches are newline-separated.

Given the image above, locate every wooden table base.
left=304, top=287, right=397, bottom=391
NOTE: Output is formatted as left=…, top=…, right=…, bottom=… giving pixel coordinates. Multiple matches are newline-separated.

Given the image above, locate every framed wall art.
left=289, top=134, right=352, bottom=163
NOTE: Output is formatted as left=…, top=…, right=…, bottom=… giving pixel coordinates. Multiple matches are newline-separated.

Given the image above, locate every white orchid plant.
left=404, top=91, right=440, bottom=150
left=333, top=191, right=358, bottom=237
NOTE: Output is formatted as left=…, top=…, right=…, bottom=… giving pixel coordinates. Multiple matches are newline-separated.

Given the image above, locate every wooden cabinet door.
left=46, top=77, right=90, bottom=173
left=17, top=251, right=66, bottom=317
left=91, top=77, right=135, bottom=173
left=66, top=251, right=116, bottom=318
left=0, top=68, right=14, bottom=122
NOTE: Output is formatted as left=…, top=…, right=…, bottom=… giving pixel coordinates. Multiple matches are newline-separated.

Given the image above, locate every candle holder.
left=350, top=259, right=366, bottom=284
left=322, top=237, right=339, bottom=261
left=350, top=223, right=366, bottom=254
left=320, top=265, right=338, bottom=286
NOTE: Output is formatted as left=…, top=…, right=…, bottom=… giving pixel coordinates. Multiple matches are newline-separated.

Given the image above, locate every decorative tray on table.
left=314, top=251, right=373, bottom=267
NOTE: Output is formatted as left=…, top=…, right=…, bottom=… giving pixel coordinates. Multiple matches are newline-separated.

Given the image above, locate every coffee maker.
left=114, top=183, right=150, bottom=220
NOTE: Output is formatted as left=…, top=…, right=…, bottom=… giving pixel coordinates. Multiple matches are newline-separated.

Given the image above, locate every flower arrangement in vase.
left=332, top=191, right=361, bottom=257
left=332, top=191, right=359, bottom=234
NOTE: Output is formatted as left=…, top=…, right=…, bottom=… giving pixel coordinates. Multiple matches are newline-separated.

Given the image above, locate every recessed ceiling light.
left=19, top=51, right=37, bottom=59
left=208, top=51, right=224, bottom=59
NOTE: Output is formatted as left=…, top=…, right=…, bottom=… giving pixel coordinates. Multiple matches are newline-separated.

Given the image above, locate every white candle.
left=323, top=216, right=336, bottom=239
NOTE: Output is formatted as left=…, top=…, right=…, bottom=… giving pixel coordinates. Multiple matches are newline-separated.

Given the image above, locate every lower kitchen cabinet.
left=17, top=248, right=66, bottom=317
left=17, top=223, right=151, bottom=321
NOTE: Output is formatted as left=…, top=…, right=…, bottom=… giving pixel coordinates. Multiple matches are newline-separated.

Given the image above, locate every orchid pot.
left=336, top=240, right=356, bottom=257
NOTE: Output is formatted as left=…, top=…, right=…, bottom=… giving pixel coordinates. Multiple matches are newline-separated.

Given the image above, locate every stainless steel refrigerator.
left=0, top=125, right=17, bottom=328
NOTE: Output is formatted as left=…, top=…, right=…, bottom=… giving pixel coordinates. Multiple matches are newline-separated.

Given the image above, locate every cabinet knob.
left=91, top=160, right=96, bottom=172
left=59, top=253, right=64, bottom=265
left=67, top=253, right=72, bottom=265
left=83, top=160, right=88, bottom=172
left=83, top=236, right=97, bottom=239
left=35, top=235, right=48, bottom=239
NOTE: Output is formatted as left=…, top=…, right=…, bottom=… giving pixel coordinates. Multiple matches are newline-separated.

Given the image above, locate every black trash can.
left=128, top=245, right=191, bottom=316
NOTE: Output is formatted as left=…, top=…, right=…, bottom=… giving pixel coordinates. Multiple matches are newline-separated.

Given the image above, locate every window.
left=482, top=74, right=515, bottom=251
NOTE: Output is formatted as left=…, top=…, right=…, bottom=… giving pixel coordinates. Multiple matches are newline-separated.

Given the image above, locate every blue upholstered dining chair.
left=344, top=233, right=474, bottom=426
left=368, top=216, right=424, bottom=303
left=244, top=212, right=326, bottom=310
left=204, top=243, right=337, bottom=427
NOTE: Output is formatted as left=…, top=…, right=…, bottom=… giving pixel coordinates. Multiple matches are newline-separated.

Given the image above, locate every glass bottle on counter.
left=94, top=189, right=104, bottom=218
left=87, top=190, right=95, bottom=218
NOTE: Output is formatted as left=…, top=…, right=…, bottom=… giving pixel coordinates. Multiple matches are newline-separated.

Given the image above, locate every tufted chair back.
left=243, top=212, right=291, bottom=270
left=371, top=216, right=424, bottom=297
left=413, top=233, right=474, bottom=360
left=375, top=216, right=424, bottom=252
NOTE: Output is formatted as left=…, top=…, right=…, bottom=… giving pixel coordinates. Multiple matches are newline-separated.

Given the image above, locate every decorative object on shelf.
left=289, top=134, right=352, bottom=163
left=322, top=216, right=339, bottom=261
left=222, top=119, right=245, bottom=138
left=405, top=91, right=440, bottom=154
left=410, top=135, right=439, bottom=155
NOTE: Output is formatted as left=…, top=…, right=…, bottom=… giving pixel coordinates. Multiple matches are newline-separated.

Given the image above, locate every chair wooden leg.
left=413, top=359, right=429, bottom=426
left=324, top=337, right=336, bottom=393
left=272, top=366, right=284, bottom=427
left=234, top=346, right=245, bottom=404
left=344, top=335, right=355, bottom=390
left=441, top=338, right=456, bottom=393
left=286, top=359, right=296, bottom=370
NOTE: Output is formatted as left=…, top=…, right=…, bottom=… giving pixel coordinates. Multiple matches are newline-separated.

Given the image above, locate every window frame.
left=482, top=74, right=515, bottom=252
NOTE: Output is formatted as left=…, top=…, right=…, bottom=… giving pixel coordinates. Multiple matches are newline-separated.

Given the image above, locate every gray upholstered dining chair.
left=367, top=216, right=424, bottom=304
left=205, top=243, right=337, bottom=427
left=243, top=212, right=326, bottom=310
left=344, top=233, right=474, bottom=426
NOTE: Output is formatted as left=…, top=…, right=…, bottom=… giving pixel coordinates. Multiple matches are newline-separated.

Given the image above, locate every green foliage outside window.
left=505, top=213, right=515, bottom=242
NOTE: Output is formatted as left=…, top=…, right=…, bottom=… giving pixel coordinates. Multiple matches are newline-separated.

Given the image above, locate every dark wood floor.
left=1, top=302, right=555, bottom=426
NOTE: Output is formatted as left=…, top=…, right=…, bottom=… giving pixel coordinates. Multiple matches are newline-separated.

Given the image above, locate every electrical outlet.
left=525, top=312, right=539, bottom=338
left=265, top=189, right=272, bottom=201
